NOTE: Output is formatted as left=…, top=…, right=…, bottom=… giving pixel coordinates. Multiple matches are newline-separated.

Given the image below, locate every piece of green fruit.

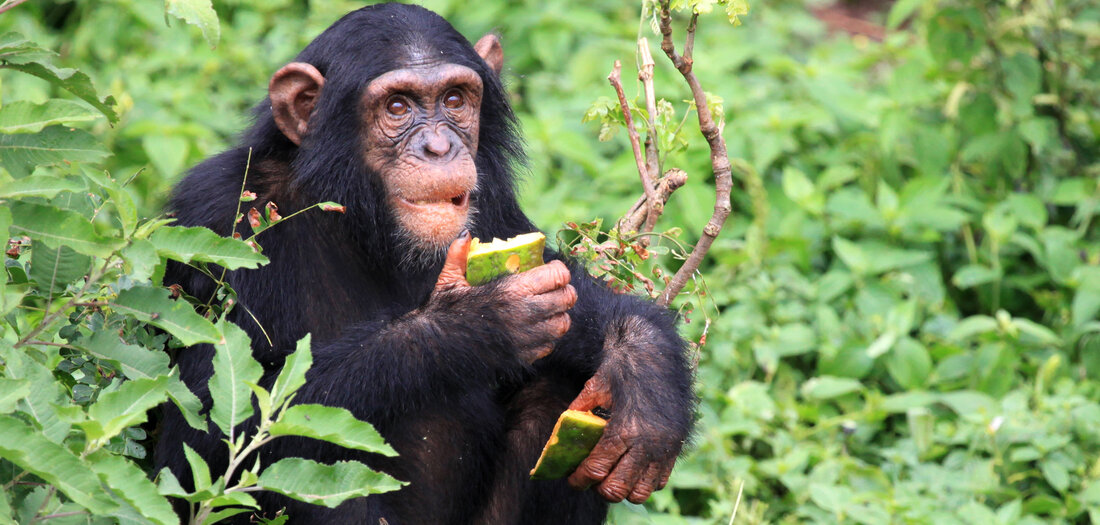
left=465, top=231, right=546, bottom=286
left=529, top=410, right=608, bottom=480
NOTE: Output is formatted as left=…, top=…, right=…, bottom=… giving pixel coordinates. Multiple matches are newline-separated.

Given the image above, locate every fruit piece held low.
left=529, top=410, right=608, bottom=480
left=465, top=232, right=546, bottom=286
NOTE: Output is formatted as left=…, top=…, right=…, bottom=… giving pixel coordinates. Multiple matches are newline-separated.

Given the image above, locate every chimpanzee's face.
left=360, top=63, right=483, bottom=250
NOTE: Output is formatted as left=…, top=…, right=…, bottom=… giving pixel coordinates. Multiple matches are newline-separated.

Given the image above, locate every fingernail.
left=459, top=229, right=471, bottom=239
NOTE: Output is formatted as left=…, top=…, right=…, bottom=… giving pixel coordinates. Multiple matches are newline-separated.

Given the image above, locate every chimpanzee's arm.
left=545, top=263, right=696, bottom=504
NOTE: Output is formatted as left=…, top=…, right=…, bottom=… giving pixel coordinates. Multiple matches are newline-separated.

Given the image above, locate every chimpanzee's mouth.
left=401, top=192, right=469, bottom=209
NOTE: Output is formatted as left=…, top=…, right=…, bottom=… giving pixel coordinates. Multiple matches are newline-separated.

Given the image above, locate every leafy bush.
left=2, top=0, right=1100, bottom=523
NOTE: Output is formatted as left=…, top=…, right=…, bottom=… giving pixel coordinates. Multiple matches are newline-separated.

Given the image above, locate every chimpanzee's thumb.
left=435, top=230, right=472, bottom=289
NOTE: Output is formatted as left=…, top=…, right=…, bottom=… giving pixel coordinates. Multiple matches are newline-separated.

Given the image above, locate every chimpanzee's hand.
left=432, top=231, right=576, bottom=364
left=565, top=371, right=683, bottom=504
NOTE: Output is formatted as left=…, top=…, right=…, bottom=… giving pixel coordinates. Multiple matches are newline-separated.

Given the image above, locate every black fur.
left=155, top=4, right=693, bottom=524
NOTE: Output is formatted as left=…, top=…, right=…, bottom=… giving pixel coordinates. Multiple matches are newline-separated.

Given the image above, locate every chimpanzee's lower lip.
left=400, top=192, right=469, bottom=208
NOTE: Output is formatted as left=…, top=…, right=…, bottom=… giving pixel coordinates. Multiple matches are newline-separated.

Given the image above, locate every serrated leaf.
left=0, top=99, right=101, bottom=134
left=270, top=405, right=397, bottom=457
left=0, top=125, right=109, bottom=178
left=0, top=32, right=56, bottom=63
left=0, top=378, right=30, bottom=413
left=270, top=335, right=312, bottom=410
left=84, top=170, right=138, bottom=236
left=0, top=415, right=118, bottom=514
left=2, top=347, right=70, bottom=442
left=0, top=174, right=85, bottom=198
left=202, top=508, right=253, bottom=525
left=150, top=225, right=267, bottom=270
left=30, top=243, right=91, bottom=295
left=208, top=320, right=263, bottom=437
left=89, top=451, right=179, bottom=525
left=0, top=37, right=117, bottom=122
left=83, top=375, right=172, bottom=443
left=83, top=330, right=171, bottom=380
left=111, top=286, right=220, bottom=346
left=10, top=201, right=122, bottom=257
left=165, top=0, right=222, bottom=48
left=258, top=458, right=403, bottom=508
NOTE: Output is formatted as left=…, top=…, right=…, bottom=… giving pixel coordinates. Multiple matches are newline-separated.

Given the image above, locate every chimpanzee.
left=155, top=3, right=694, bottom=524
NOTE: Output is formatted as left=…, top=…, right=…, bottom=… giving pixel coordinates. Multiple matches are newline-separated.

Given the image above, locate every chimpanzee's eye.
left=387, top=97, right=409, bottom=116
left=443, top=90, right=464, bottom=109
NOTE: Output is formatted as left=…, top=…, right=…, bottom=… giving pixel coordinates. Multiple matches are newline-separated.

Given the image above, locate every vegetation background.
left=2, top=0, right=1100, bottom=523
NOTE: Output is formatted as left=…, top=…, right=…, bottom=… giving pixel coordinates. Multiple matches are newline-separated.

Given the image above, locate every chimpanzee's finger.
left=568, top=373, right=612, bottom=412
left=626, top=462, right=663, bottom=504
left=528, top=284, right=577, bottom=317
left=435, top=230, right=472, bottom=290
left=509, top=260, right=570, bottom=295
left=655, top=461, right=674, bottom=490
left=595, top=449, right=646, bottom=503
left=567, top=432, right=629, bottom=490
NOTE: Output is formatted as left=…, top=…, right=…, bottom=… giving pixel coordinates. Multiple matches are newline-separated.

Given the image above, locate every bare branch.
left=0, top=0, right=31, bottom=15
left=656, top=1, right=733, bottom=307
left=618, top=169, right=688, bottom=234
left=637, top=37, right=662, bottom=235
left=608, top=60, right=661, bottom=232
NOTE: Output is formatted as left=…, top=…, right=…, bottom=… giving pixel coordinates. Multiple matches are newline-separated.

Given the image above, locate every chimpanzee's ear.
left=474, top=34, right=503, bottom=76
left=270, top=62, right=325, bottom=146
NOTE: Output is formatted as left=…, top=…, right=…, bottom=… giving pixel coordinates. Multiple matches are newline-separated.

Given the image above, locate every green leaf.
left=1012, top=318, right=1061, bottom=346
left=0, top=175, right=85, bottom=199
left=120, top=239, right=162, bottom=283
left=2, top=347, right=70, bottom=442
left=948, top=315, right=999, bottom=342
left=30, top=243, right=91, bottom=295
left=258, top=458, right=404, bottom=508
left=952, top=264, right=1001, bottom=289
left=82, top=375, right=172, bottom=444
left=165, top=0, right=222, bottom=48
left=800, top=376, right=863, bottom=401
left=887, top=0, right=922, bottom=29
left=183, top=444, right=212, bottom=492
left=270, top=405, right=397, bottom=457
left=0, top=34, right=118, bottom=122
left=202, top=508, right=253, bottom=525
left=10, top=201, right=123, bottom=257
left=89, top=451, right=179, bottom=525
left=270, top=335, right=312, bottom=410
left=150, top=225, right=268, bottom=270
left=781, top=167, right=822, bottom=215
left=0, top=99, right=101, bottom=134
left=938, top=390, right=997, bottom=418
left=0, top=125, right=109, bottom=178
left=112, top=286, right=220, bottom=345
left=81, top=330, right=207, bottom=431
left=0, top=415, right=119, bottom=514
left=142, top=135, right=190, bottom=179
left=208, top=320, right=263, bottom=437
left=885, top=338, right=932, bottom=390
left=84, top=170, right=138, bottom=236
left=0, top=378, right=30, bottom=413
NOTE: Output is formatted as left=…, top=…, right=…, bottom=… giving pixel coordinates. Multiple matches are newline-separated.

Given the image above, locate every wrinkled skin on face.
left=361, top=64, right=483, bottom=249
left=269, top=35, right=503, bottom=252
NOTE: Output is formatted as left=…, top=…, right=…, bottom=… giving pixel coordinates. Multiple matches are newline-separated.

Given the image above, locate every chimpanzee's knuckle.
left=552, top=313, right=571, bottom=336
left=565, top=284, right=578, bottom=307
left=598, top=480, right=630, bottom=503
left=627, top=483, right=655, bottom=504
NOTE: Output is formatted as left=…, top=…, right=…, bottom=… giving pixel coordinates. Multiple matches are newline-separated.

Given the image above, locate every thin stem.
left=608, top=60, right=660, bottom=234
left=15, top=256, right=113, bottom=348
left=0, top=0, right=32, bottom=15
left=637, top=37, right=662, bottom=235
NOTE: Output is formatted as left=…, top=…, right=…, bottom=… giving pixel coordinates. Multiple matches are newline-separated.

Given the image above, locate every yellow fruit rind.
left=465, top=232, right=546, bottom=286
left=529, top=410, right=607, bottom=480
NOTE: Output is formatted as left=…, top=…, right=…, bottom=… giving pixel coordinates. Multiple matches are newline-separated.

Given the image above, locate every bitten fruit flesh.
left=529, top=410, right=608, bottom=480
left=465, top=231, right=546, bottom=286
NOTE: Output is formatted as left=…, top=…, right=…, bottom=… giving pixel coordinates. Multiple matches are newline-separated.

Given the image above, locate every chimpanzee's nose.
left=422, top=129, right=453, bottom=159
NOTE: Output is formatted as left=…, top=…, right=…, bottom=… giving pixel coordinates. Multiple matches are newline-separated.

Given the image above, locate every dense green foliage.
left=2, top=0, right=1100, bottom=523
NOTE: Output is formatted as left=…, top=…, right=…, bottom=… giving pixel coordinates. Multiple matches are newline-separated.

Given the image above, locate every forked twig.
left=654, top=1, right=732, bottom=307
left=608, top=61, right=661, bottom=234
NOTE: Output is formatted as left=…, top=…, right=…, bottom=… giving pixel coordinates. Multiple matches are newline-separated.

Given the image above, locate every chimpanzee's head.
left=257, top=3, right=523, bottom=262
